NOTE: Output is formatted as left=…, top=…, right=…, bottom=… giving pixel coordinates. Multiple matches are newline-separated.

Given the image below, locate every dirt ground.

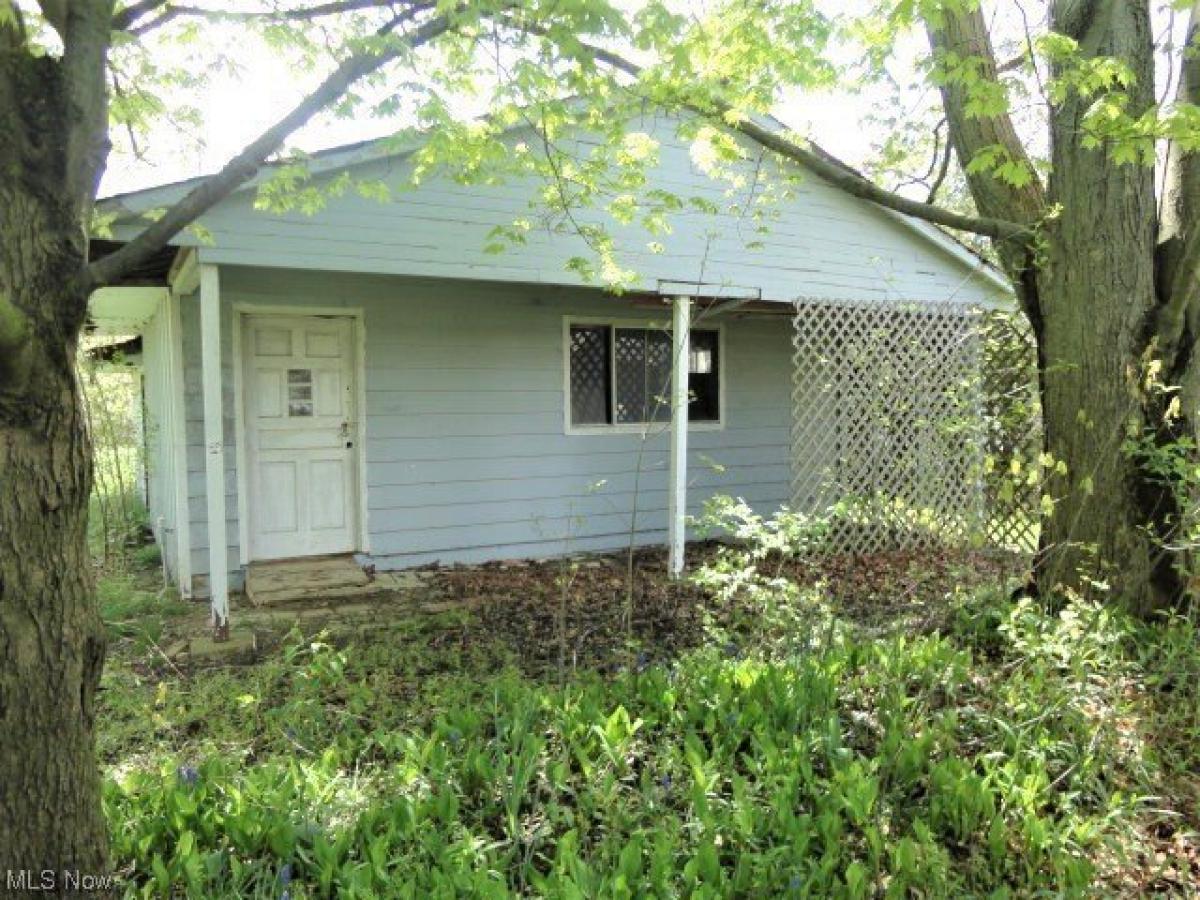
left=436, top=543, right=1023, bottom=672
left=159, top=542, right=1025, bottom=673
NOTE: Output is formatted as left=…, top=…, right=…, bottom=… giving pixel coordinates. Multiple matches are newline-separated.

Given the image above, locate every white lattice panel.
left=978, top=310, right=1042, bottom=552
left=791, top=297, right=989, bottom=553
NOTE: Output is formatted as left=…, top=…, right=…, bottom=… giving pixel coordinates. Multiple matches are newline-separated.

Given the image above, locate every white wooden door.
left=243, top=315, right=358, bottom=560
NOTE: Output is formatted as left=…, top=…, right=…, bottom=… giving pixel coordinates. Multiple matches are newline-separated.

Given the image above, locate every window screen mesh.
left=615, top=328, right=672, bottom=424
left=569, top=324, right=721, bottom=427
left=569, top=325, right=610, bottom=425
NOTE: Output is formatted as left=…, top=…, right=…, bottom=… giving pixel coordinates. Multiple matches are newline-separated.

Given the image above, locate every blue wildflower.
left=789, top=874, right=803, bottom=891
left=658, top=773, right=672, bottom=791
left=636, top=651, right=651, bottom=673
left=279, top=862, right=292, bottom=886
left=176, top=764, right=199, bottom=788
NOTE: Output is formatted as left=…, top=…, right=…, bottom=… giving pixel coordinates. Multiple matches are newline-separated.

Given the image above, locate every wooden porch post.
left=199, top=263, right=230, bottom=639
left=165, top=287, right=194, bottom=597
left=668, top=295, right=691, bottom=578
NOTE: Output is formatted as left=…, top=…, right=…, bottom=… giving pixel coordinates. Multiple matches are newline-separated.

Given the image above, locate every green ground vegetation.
left=97, top=516, right=1200, bottom=898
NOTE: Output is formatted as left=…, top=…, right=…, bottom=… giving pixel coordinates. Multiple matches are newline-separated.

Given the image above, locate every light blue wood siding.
left=111, top=115, right=1008, bottom=308
left=112, top=111, right=1014, bottom=592
left=140, top=305, right=182, bottom=579
left=181, top=267, right=796, bottom=586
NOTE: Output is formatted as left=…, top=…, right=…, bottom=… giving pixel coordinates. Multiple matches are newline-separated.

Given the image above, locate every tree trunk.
left=1034, top=0, right=1173, bottom=614
left=0, top=347, right=109, bottom=882
left=0, top=31, right=111, bottom=880
left=0, top=231, right=110, bottom=880
left=1034, top=244, right=1169, bottom=612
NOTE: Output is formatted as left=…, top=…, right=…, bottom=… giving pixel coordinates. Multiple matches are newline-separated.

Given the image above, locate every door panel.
left=314, top=370, right=343, bottom=416
left=254, top=327, right=292, bottom=356
left=255, top=370, right=284, bottom=418
left=305, top=331, right=341, bottom=357
left=310, top=459, right=348, bottom=529
left=258, top=462, right=299, bottom=533
left=244, top=315, right=358, bottom=560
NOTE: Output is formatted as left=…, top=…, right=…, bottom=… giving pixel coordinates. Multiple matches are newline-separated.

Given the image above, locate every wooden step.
left=245, top=554, right=376, bottom=606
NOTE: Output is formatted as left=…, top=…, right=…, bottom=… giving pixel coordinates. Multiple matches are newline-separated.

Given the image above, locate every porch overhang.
left=85, top=239, right=178, bottom=334
left=87, top=286, right=168, bottom=334
left=88, top=239, right=177, bottom=286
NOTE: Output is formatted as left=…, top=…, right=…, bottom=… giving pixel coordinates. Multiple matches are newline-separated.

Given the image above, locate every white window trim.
left=562, top=315, right=726, bottom=436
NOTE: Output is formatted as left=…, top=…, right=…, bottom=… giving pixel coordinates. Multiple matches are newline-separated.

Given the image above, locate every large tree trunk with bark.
left=0, top=306, right=110, bottom=880
left=1034, top=224, right=1168, bottom=611
left=1034, top=0, right=1177, bottom=614
left=927, top=0, right=1193, bottom=615
left=0, top=9, right=112, bottom=880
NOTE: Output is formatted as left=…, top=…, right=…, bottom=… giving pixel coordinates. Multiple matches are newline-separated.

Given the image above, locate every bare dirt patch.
left=147, top=543, right=1025, bottom=675
left=428, top=542, right=1024, bottom=675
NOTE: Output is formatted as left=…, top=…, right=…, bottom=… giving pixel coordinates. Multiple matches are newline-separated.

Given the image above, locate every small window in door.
left=287, top=368, right=314, bottom=417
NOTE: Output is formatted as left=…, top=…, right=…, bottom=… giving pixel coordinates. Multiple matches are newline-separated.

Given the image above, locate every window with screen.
left=568, top=323, right=720, bottom=427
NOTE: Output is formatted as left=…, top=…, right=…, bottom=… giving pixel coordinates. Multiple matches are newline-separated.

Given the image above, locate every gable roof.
left=766, top=120, right=1006, bottom=296
left=99, top=112, right=1012, bottom=302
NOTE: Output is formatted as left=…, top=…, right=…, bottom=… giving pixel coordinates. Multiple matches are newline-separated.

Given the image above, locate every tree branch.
left=926, top=136, right=954, bottom=206
left=1157, top=0, right=1200, bottom=360
left=36, top=0, right=66, bottom=36
left=713, top=114, right=1028, bottom=241
left=923, top=4, right=1045, bottom=228
left=61, top=1, right=115, bottom=220
left=1161, top=222, right=1200, bottom=354
left=114, top=0, right=404, bottom=34
left=922, top=3, right=1044, bottom=319
left=496, top=22, right=1028, bottom=242
left=88, top=4, right=447, bottom=288
left=892, top=116, right=944, bottom=194
left=110, top=0, right=168, bottom=32
left=996, top=53, right=1026, bottom=74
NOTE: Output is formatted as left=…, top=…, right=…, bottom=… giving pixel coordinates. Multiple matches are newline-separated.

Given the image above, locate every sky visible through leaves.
left=100, top=0, right=893, bottom=196
left=100, top=1, right=1190, bottom=202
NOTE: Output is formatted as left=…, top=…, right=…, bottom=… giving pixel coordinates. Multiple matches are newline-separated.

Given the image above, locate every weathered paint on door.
left=243, top=314, right=358, bottom=560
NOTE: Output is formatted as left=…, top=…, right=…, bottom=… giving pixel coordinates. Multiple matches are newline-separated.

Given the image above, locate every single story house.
left=88, top=111, right=1011, bottom=632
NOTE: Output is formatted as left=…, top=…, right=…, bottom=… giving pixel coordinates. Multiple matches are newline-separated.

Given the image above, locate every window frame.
left=562, top=315, right=726, bottom=435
